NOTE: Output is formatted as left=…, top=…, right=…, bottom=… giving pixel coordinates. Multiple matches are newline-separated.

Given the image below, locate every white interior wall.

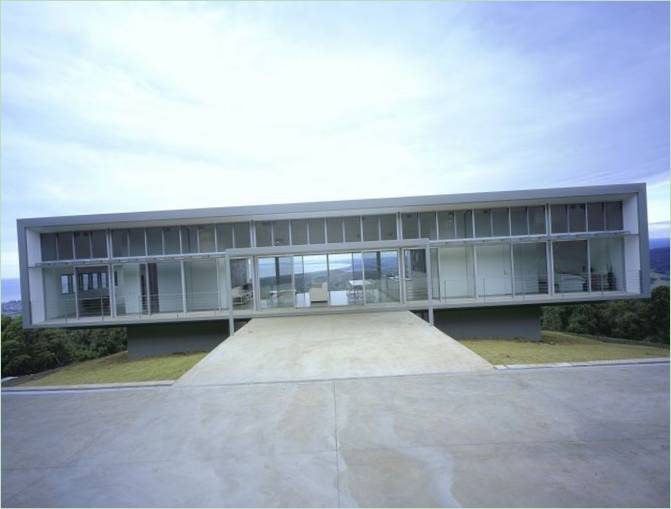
left=185, top=260, right=218, bottom=310
left=118, top=264, right=142, bottom=314
left=476, top=244, right=512, bottom=296
left=624, top=236, right=641, bottom=293
left=43, top=268, right=75, bottom=320
left=216, top=259, right=229, bottom=309
left=156, top=263, right=182, bottom=312
left=28, top=267, right=45, bottom=323
left=438, top=246, right=475, bottom=298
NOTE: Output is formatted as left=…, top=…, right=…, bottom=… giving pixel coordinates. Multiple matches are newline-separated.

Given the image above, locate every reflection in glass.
left=362, top=251, right=400, bottom=303
left=328, top=252, right=363, bottom=305
left=258, top=256, right=294, bottom=308
left=553, top=240, right=588, bottom=293
left=404, top=249, right=427, bottom=301
left=513, top=243, right=548, bottom=295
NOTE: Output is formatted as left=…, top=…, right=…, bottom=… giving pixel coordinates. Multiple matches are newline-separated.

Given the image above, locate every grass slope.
left=21, top=351, right=207, bottom=386
left=462, top=331, right=669, bottom=365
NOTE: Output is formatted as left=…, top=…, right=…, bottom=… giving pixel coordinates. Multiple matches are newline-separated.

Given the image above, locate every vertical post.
left=216, top=257, right=222, bottom=311
left=547, top=240, right=555, bottom=296
left=510, top=243, right=515, bottom=297
left=473, top=244, right=479, bottom=299
left=586, top=238, right=592, bottom=293
left=180, top=259, right=187, bottom=314
left=226, top=254, right=234, bottom=336
left=73, top=267, right=80, bottom=319
left=144, top=262, right=151, bottom=315
left=399, top=248, right=406, bottom=304
left=250, top=257, right=258, bottom=312
left=425, top=244, right=434, bottom=325
left=108, top=264, right=116, bottom=318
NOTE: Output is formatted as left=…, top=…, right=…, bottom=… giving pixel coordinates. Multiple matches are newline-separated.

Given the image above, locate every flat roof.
left=18, top=182, right=645, bottom=230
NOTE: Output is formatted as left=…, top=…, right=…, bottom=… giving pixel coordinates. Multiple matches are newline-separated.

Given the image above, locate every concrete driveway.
left=177, top=311, right=492, bottom=386
left=2, top=363, right=668, bottom=507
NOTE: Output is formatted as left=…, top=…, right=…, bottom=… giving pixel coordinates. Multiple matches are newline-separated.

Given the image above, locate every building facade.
left=17, top=183, right=650, bottom=355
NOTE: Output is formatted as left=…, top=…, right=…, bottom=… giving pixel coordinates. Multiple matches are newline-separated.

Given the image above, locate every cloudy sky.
left=1, top=1, right=669, bottom=278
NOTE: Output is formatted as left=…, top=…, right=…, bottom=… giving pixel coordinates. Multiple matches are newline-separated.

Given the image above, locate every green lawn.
left=20, top=351, right=207, bottom=387
left=461, top=331, right=670, bottom=365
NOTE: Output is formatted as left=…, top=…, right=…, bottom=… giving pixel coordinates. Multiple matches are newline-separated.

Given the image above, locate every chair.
left=309, top=282, right=329, bottom=303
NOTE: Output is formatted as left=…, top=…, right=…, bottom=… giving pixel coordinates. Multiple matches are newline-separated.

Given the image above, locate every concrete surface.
left=433, top=305, right=541, bottom=340
left=177, top=311, right=492, bottom=386
left=2, top=363, right=668, bottom=507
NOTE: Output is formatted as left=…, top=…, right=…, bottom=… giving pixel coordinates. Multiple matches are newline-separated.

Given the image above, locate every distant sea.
left=1, top=278, right=21, bottom=303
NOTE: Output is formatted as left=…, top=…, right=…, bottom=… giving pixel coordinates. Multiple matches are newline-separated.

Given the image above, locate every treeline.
left=1, top=315, right=127, bottom=377
left=542, top=286, right=669, bottom=344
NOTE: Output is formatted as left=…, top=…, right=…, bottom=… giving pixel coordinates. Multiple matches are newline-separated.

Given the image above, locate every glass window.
left=436, top=246, right=475, bottom=298
left=474, top=209, right=492, bottom=238
left=147, top=261, right=183, bottom=313
left=293, top=254, right=328, bottom=308
left=362, top=250, right=400, bottom=303
left=551, top=205, right=568, bottom=233
left=589, top=237, right=625, bottom=291
left=230, top=258, right=253, bottom=309
left=163, top=227, right=180, bottom=254
left=273, top=220, right=290, bottom=246
left=403, top=249, right=427, bottom=301
left=308, top=218, right=325, bottom=244
left=56, top=232, right=74, bottom=260
left=128, top=228, right=146, bottom=256
left=327, top=217, right=343, bottom=243
left=291, top=219, right=308, bottom=245
left=553, top=240, right=588, bottom=293
left=184, top=259, right=219, bottom=311
left=605, top=201, right=623, bottom=230
left=528, top=206, right=546, bottom=234
left=41, top=233, right=58, bottom=261
left=380, top=215, right=397, bottom=240
left=492, top=208, right=509, bottom=236
left=513, top=242, right=548, bottom=295
left=362, top=216, right=380, bottom=242
left=198, top=225, right=215, bottom=252
left=476, top=244, right=512, bottom=296
left=60, top=274, right=72, bottom=294
left=344, top=216, right=361, bottom=242
left=258, top=256, right=294, bottom=309
left=568, top=203, right=586, bottom=232
left=587, top=202, right=605, bottom=231
left=180, top=226, right=197, bottom=253
left=510, top=207, right=528, bottom=236
left=255, top=221, right=272, bottom=247
left=74, top=232, right=91, bottom=259
left=327, top=252, right=363, bottom=305
left=91, top=231, right=107, bottom=258
left=146, top=228, right=163, bottom=256
left=454, top=210, right=473, bottom=238
left=419, top=212, right=437, bottom=240
left=233, top=222, right=250, bottom=248
left=111, top=230, right=128, bottom=258
left=401, top=213, right=419, bottom=239
left=216, top=224, right=234, bottom=250
left=438, top=211, right=455, bottom=239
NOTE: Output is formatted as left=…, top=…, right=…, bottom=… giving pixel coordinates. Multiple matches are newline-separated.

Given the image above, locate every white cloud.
left=1, top=1, right=668, bottom=278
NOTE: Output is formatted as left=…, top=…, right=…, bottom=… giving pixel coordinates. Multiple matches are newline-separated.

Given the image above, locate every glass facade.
left=31, top=196, right=634, bottom=324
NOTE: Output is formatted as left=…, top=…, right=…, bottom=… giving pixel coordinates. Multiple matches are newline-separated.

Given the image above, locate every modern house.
left=17, top=183, right=650, bottom=356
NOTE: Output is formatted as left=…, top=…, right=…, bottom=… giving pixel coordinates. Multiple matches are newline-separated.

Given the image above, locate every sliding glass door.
left=258, top=256, right=294, bottom=309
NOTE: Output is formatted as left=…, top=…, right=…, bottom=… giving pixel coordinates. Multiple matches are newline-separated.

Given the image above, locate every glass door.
left=294, top=254, right=329, bottom=308
left=327, top=252, right=363, bottom=306
left=258, top=256, right=294, bottom=309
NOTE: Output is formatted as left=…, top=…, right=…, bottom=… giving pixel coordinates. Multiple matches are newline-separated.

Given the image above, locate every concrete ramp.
left=177, top=311, right=492, bottom=386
